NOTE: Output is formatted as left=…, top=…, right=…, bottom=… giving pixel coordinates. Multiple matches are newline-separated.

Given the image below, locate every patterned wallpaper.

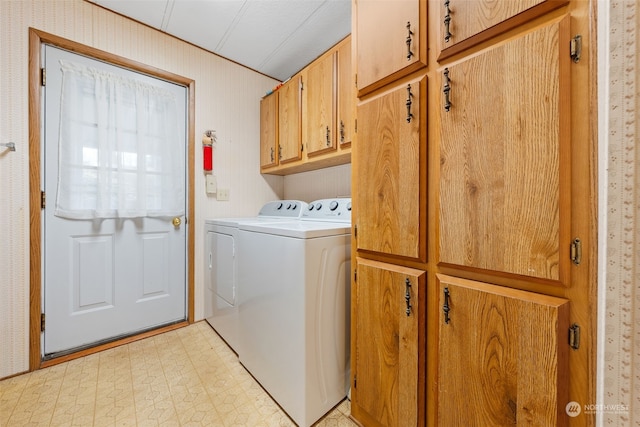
left=601, top=0, right=640, bottom=424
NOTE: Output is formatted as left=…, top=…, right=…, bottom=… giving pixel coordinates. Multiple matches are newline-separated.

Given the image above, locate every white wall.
left=0, top=0, right=284, bottom=378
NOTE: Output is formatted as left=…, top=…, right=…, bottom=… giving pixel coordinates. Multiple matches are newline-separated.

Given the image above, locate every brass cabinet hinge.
left=570, top=238, right=582, bottom=265
left=41, top=68, right=46, bottom=86
left=569, top=323, right=580, bottom=350
left=354, top=269, right=357, bottom=282
left=41, top=191, right=46, bottom=209
left=354, top=224, right=357, bottom=238
left=570, top=35, right=582, bottom=63
left=40, top=313, right=45, bottom=332
left=353, top=374, right=357, bottom=389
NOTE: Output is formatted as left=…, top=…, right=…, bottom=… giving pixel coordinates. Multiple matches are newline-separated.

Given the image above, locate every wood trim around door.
left=28, top=28, right=196, bottom=370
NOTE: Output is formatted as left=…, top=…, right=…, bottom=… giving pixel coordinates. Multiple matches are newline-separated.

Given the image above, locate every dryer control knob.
left=330, top=201, right=339, bottom=211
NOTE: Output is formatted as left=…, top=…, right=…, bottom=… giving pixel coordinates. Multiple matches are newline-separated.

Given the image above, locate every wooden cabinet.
left=277, top=75, right=302, bottom=165
left=438, top=0, right=568, bottom=59
left=355, top=0, right=426, bottom=96
left=437, top=274, right=569, bottom=426
left=355, top=76, right=427, bottom=261
left=305, top=51, right=336, bottom=156
left=259, top=93, right=278, bottom=170
left=439, top=17, right=572, bottom=284
left=337, top=39, right=353, bottom=147
left=352, top=0, right=596, bottom=425
left=260, top=36, right=352, bottom=175
left=351, top=258, right=425, bottom=427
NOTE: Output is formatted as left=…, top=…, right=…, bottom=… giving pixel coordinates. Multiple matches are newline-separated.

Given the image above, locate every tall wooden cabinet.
left=351, top=0, right=596, bottom=426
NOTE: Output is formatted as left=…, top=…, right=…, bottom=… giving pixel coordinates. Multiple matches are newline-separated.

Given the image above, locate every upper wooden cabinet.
left=305, top=51, right=337, bottom=156
left=351, top=258, right=425, bottom=427
left=438, top=17, right=572, bottom=285
left=438, top=0, right=568, bottom=59
left=337, top=39, right=353, bottom=147
left=261, top=36, right=352, bottom=175
left=277, top=75, right=303, bottom=165
left=259, top=93, right=278, bottom=170
left=437, top=274, right=569, bottom=426
left=355, top=0, right=427, bottom=96
left=356, top=76, right=427, bottom=262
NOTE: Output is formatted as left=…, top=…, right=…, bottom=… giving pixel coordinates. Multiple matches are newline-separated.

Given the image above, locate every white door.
left=42, top=45, right=187, bottom=356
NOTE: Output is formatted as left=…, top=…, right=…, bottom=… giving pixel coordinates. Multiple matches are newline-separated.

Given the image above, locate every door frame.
left=28, top=28, right=196, bottom=370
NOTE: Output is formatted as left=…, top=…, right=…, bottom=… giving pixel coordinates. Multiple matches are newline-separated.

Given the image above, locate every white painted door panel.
left=43, top=45, right=187, bottom=356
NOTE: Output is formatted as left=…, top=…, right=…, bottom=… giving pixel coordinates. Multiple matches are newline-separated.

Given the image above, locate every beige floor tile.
left=0, top=322, right=354, bottom=426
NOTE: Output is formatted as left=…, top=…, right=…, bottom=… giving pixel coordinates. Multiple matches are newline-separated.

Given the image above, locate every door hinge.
left=41, top=191, right=46, bottom=209
left=569, top=323, right=580, bottom=350
left=41, top=68, right=46, bottom=86
left=354, top=118, right=357, bottom=133
left=354, top=374, right=357, bottom=389
left=354, top=224, right=357, bottom=238
left=570, top=35, right=582, bottom=63
left=354, top=268, right=357, bottom=282
left=40, top=313, right=45, bottom=331
left=570, top=238, right=582, bottom=265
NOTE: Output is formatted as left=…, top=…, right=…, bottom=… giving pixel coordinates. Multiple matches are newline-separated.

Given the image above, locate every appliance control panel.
left=258, top=200, right=308, bottom=217
left=302, top=198, right=352, bottom=221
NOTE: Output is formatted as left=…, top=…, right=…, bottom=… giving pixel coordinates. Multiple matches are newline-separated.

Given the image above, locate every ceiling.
left=88, top=0, right=352, bottom=81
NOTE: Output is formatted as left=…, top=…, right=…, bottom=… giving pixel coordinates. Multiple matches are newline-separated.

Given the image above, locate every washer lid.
left=239, top=220, right=351, bottom=238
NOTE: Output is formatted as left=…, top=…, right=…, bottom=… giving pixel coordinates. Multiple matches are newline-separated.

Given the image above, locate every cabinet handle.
left=443, top=287, right=451, bottom=324
left=340, top=120, right=345, bottom=143
left=443, top=68, right=451, bottom=112
left=406, top=84, right=414, bottom=123
left=444, top=0, right=452, bottom=43
left=278, top=144, right=282, bottom=160
left=405, top=278, right=412, bottom=316
left=326, top=126, right=331, bottom=146
left=406, top=22, right=414, bottom=60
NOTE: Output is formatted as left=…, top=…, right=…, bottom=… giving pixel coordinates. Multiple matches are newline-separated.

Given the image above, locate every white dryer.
left=237, top=198, right=352, bottom=427
left=203, top=200, right=307, bottom=353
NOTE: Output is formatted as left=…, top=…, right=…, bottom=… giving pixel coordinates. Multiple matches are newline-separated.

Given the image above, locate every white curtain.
left=55, top=60, right=185, bottom=219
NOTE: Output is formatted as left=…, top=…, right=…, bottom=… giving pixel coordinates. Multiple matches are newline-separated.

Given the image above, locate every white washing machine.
left=237, top=198, right=352, bottom=427
left=203, top=200, right=307, bottom=353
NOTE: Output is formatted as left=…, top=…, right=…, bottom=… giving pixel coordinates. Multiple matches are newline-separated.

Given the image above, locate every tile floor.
left=0, top=322, right=357, bottom=426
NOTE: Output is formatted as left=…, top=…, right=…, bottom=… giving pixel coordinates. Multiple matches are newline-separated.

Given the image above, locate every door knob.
left=172, top=217, right=182, bottom=227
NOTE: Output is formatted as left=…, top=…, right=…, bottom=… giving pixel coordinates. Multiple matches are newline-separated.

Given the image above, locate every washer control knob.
left=308, top=204, right=315, bottom=210
left=276, top=202, right=283, bottom=210
left=315, top=203, right=323, bottom=211
left=347, top=202, right=352, bottom=211
left=329, top=201, right=339, bottom=211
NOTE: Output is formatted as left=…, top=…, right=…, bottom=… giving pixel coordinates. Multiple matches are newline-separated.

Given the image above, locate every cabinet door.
left=439, top=0, right=567, bottom=57
left=355, top=0, right=426, bottom=95
left=437, top=274, right=569, bottom=426
left=337, top=37, right=353, bottom=147
left=305, top=52, right=336, bottom=156
left=439, top=17, right=571, bottom=284
left=351, top=258, right=425, bottom=427
left=260, top=93, right=278, bottom=170
left=278, top=75, right=302, bottom=164
left=356, top=76, right=426, bottom=261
